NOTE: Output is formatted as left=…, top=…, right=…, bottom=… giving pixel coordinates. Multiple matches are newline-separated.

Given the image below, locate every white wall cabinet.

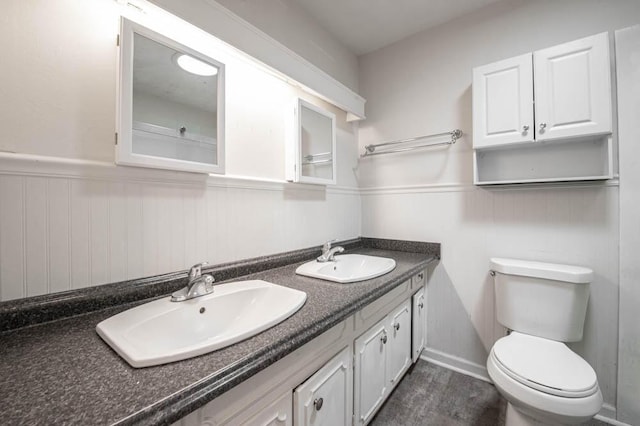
left=472, top=32, right=613, bottom=185
left=117, top=18, right=226, bottom=175
left=294, top=347, right=352, bottom=426
left=354, top=299, right=412, bottom=425
left=472, top=53, right=534, bottom=149
left=286, top=99, right=337, bottom=185
left=534, top=33, right=612, bottom=142
left=473, top=32, right=611, bottom=149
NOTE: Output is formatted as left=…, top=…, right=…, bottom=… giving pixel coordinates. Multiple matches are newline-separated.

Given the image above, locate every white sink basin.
left=295, top=254, right=396, bottom=283
left=96, top=280, right=306, bottom=368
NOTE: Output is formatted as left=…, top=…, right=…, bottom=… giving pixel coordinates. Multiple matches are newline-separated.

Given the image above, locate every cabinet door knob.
left=539, top=123, right=547, bottom=130
left=314, top=397, right=323, bottom=411
left=418, top=272, right=424, bottom=280
left=381, top=333, right=388, bottom=344
left=394, top=322, right=400, bottom=331
left=522, top=125, right=529, bottom=132
left=418, top=302, right=424, bottom=309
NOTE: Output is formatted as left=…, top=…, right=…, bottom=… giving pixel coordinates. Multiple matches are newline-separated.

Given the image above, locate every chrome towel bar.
left=362, top=129, right=462, bottom=157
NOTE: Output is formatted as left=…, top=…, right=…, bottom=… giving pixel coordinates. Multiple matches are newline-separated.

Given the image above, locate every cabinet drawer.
left=233, top=391, right=292, bottom=426
left=411, top=270, right=426, bottom=291
left=356, top=279, right=411, bottom=331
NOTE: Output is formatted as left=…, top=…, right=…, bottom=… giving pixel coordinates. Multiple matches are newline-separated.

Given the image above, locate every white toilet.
left=487, top=258, right=603, bottom=426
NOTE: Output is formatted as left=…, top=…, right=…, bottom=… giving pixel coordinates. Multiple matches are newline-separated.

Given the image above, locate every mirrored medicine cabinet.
left=286, top=99, right=337, bottom=185
left=116, top=18, right=225, bottom=174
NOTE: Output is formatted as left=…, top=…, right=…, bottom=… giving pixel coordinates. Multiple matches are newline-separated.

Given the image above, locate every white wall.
left=0, top=0, right=118, bottom=162
left=358, top=0, right=640, bottom=421
left=615, top=24, right=640, bottom=424
left=214, top=0, right=359, bottom=92
left=0, top=0, right=362, bottom=300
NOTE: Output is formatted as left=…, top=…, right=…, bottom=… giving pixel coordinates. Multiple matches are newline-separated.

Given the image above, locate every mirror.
left=287, top=99, right=336, bottom=185
left=117, top=18, right=225, bottom=174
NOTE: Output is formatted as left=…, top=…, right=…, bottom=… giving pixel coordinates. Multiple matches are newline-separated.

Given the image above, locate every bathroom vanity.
left=0, top=238, right=438, bottom=426
left=177, top=261, right=428, bottom=426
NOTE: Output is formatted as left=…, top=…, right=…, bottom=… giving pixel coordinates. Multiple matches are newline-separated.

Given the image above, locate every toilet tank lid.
left=490, top=258, right=593, bottom=283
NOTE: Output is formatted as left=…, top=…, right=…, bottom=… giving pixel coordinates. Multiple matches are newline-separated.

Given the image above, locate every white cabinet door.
left=294, top=347, right=352, bottom=426
left=534, top=32, right=611, bottom=141
left=354, top=321, right=387, bottom=425
left=386, top=299, right=412, bottom=386
left=473, top=53, right=534, bottom=149
left=412, top=288, right=426, bottom=363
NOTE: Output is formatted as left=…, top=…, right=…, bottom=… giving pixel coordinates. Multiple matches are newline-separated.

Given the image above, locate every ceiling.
left=290, top=0, right=503, bottom=55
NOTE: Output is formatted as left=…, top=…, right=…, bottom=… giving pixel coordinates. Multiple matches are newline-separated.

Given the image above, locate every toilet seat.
left=492, top=332, right=598, bottom=398
left=487, top=332, right=603, bottom=424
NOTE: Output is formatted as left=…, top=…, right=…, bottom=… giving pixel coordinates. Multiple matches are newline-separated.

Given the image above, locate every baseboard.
left=420, top=347, right=491, bottom=383
left=595, top=404, right=625, bottom=425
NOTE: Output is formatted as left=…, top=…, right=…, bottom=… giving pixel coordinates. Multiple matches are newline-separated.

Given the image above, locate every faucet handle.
left=188, top=262, right=208, bottom=281
left=322, top=239, right=337, bottom=252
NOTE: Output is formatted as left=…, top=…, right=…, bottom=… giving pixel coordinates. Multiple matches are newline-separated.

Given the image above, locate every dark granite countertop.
left=0, top=239, right=438, bottom=426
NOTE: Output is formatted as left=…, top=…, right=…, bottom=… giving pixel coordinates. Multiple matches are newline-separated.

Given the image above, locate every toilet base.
left=506, top=403, right=554, bottom=426
left=506, top=402, right=593, bottom=426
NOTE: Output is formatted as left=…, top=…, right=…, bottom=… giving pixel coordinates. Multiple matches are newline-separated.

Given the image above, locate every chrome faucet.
left=171, top=262, right=215, bottom=302
left=317, top=240, right=344, bottom=262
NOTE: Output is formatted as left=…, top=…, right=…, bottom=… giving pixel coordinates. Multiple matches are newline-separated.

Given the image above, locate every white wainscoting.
left=361, top=181, right=620, bottom=414
left=0, top=154, right=361, bottom=301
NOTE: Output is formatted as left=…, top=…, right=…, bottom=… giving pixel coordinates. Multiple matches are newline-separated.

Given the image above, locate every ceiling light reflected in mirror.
left=174, top=54, right=219, bottom=77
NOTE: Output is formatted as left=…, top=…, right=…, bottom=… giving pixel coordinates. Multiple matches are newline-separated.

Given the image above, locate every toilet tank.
left=491, top=258, right=593, bottom=342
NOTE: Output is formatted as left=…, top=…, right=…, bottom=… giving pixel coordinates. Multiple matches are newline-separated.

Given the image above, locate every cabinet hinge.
left=116, top=34, right=120, bottom=47
left=115, top=132, right=118, bottom=145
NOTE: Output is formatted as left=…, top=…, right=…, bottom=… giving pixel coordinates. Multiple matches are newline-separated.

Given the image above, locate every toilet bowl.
left=487, top=258, right=602, bottom=425
left=487, top=332, right=602, bottom=425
